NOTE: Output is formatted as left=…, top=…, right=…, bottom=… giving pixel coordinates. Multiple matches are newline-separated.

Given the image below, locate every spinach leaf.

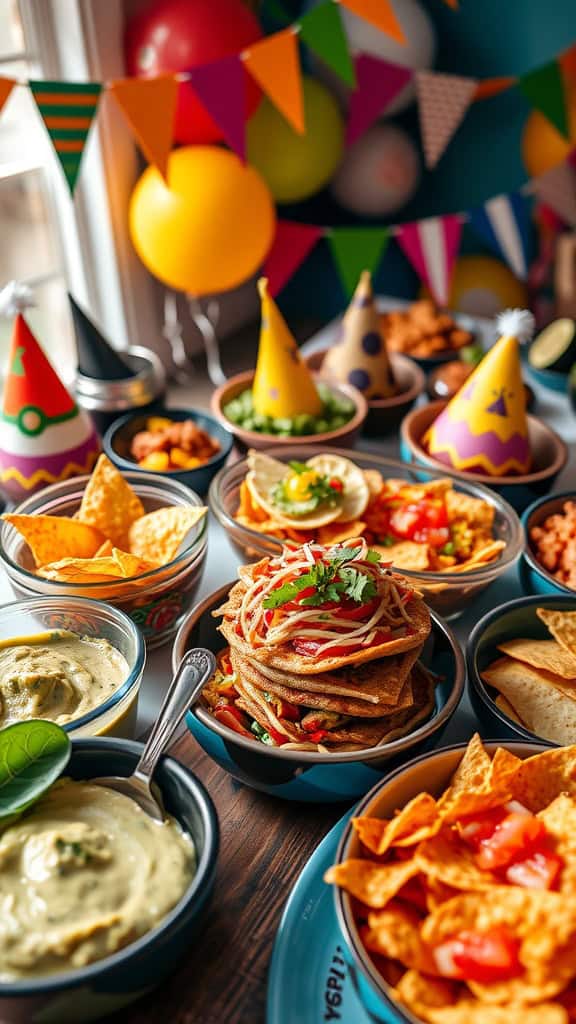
left=0, top=720, right=71, bottom=822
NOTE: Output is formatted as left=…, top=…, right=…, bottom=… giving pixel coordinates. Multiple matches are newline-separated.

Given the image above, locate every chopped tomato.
left=276, top=698, right=300, bottom=721
left=266, top=725, right=288, bottom=746
left=415, top=526, right=450, bottom=548
left=458, top=806, right=508, bottom=846
left=388, top=499, right=449, bottom=545
left=506, top=850, right=563, bottom=890
left=433, top=927, right=521, bottom=983
left=337, top=598, right=379, bottom=621
left=308, top=729, right=329, bottom=743
left=329, top=478, right=343, bottom=492
left=474, top=813, right=547, bottom=871
left=213, top=705, right=253, bottom=738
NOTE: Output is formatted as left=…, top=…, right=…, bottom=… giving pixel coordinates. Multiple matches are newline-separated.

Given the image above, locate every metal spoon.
left=94, top=648, right=216, bottom=823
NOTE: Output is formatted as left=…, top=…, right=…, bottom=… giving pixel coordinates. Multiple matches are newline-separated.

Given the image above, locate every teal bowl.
left=400, top=400, right=568, bottom=514
left=525, top=363, right=569, bottom=393
left=0, top=736, right=219, bottom=1022
left=333, top=739, right=549, bottom=1023
left=103, top=408, right=233, bottom=496
left=172, top=584, right=465, bottom=803
left=467, top=593, right=576, bottom=743
left=521, top=491, right=576, bottom=597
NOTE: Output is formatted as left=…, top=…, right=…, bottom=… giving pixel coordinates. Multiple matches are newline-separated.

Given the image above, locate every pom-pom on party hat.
left=322, top=270, right=396, bottom=399
left=423, top=308, right=535, bottom=477
left=69, top=293, right=134, bottom=380
left=252, top=277, right=322, bottom=418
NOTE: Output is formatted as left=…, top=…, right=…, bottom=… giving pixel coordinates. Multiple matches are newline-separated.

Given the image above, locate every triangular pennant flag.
left=346, top=54, right=412, bottom=145
left=442, top=0, right=459, bottom=8
left=108, top=75, right=177, bottom=179
left=474, top=76, right=515, bottom=101
left=0, top=77, right=16, bottom=116
left=338, top=0, right=406, bottom=45
left=416, top=70, right=477, bottom=169
left=396, top=215, right=463, bottom=306
left=264, top=221, right=323, bottom=297
left=518, top=60, right=569, bottom=139
left=30, top=81, right=102, bottom=194
left=189, top=55, right=246, bottom=159
left=531, top=160, right=576, bottom=226
left=328, top=227, right=390, bottom=298
left=299, top=3, right=355, bottom=88
left=468, top=193, right=531, bottom=280
left=243, top=28, right=304, bottom=134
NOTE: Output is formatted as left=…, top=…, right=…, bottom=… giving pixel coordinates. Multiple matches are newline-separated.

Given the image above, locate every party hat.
left=321, top=270, right=396, bottom=399
left=424, top=308, right=534, bottom=476
left=69, top=294, right=134, bottom=379
left=0, top=283, right=99, bottom=501
left=252, top=278, right=322, bottom=418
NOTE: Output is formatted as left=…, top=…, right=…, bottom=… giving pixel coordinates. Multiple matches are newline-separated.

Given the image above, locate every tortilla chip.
left=499, top=639, right=576, bottom=680
left=427, top=1004, right=568, bottom=1024
left=482, top=658, right=576, bottom=745
left=36, top=555, right=124, bottom=582
left=538, top=609, right=576, bottom=658
left=436, top=734, right=516, bottom=821
left=316, top=519, right=367, bottom=546
left=111, top=547, right=158, bottom=577
left=364, top=901, right=433, bottom=971
left=2, top=513, right=103, bottom=566
left=395, top=969, right=460, bottom=1021
left=495, top=694, right=526, bottom=725
left=445, top=489, right=494, bottom=529
left=385, top=540, right=431, bottom=572
left=538, top=794, right=576, bottom=895
left=364, top=469, right=384, bottom=495
left=509, top=745, right=576, bottom=812
left=448, top=541, right=505, bottom=573
left=128, top=506, right=207, bottom=565
left=415, top=828, right=496, bottom=892
left=95, top=539, right=114, bottom=557
left=425, top=878, right=460, bottom=913
left=78, top=454, right=144, bottom=547
left=323, top=858, right=418, bottom=909
left=353, top=793, right=439, bottom=856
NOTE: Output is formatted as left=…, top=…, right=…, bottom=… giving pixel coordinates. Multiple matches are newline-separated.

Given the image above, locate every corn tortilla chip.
left=427, top=1004, right=568, bottom=1024
left=111, top=547, right=158, bottom=577
left=353, top=793, right=439, bottom=856
left=2, top=514, right=103, bottom=566
left=395, top=969, right=460, bottom=1021
left=95, top=539, right=114, bottom=557
left=538, top=609, right=576, bottom=658
left=437, top=734, right=518, bottom=821
left=538, top=794, right=576, bottom=895
left=316, top=519, right=367, bottom=546
left=445, top=489, right=494, bottom=529
left=78, top=453, right=144, bottom=548
left=385, top=540, right=430, bottom=572
left=364, top=901, right=433, bottom=971
left=324, top=857, right=418, bottom=909
left=482, top=658, right=576, bottom=745
left=495, top=694, right=526, bottom=725
left=509, top=745, right=576, bottom=812
left=128, top=506, right=207, bottom=565
left=499, top=639, right=576, bottom=680
left=415, top=828, right=496, bottom=891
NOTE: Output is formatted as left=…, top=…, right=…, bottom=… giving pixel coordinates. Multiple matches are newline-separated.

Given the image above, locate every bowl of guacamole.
left=211, top=371, right=368, bottom=452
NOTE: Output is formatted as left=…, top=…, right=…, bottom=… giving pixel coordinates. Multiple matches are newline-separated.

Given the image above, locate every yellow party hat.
left=252, top=278, right=322, bottom=418
left=424, top=308, right=534, bottom=476
left=322, top=270, right=396, bottom=399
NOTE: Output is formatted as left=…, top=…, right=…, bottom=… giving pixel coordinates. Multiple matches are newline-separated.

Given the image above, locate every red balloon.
left=125, top=0, right=262, bottom=144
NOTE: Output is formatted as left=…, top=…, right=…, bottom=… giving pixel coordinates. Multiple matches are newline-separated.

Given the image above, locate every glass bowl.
left=0, top=472, right=208, bottom=648
left=209, top=447, right=523, bottom=620
left=0, top=597, right=145, bottom=739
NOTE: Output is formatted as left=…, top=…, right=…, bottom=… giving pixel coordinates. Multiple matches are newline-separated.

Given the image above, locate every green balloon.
left=247, top=76, right=344, bottom=203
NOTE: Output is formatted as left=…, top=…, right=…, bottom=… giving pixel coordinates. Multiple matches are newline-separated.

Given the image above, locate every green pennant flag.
left=30, top=80, right=102, bottom=194
left=328, top=227, right=390, bottom=298
left=299, top=3, right=356, bottom=89
left=518, top=60, right=569, bottom=139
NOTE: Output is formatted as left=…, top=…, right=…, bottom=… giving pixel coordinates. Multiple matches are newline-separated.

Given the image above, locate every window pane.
left=0, top=275, right=76, bottom=382
left=0, top=0, right=24, bottom=59
left=0, top=62, right=54, bottom=168
left=0, top=169, right=61, bottom=280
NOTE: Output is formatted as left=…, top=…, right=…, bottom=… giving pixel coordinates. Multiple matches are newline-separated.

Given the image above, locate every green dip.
left=223, top=382, right=355, bottom=437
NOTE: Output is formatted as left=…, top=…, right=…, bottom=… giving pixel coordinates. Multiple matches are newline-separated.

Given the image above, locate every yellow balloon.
left=129, top=146, right=276, bottom=295
left=247, top=77, right=344, bottom=203
left=522, top=85, right=576, bottom=176
left=422, top=255, right=527, bottom=318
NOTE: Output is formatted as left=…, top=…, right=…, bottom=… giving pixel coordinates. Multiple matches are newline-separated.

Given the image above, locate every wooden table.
left=117, top=731, right=346, bottom=1024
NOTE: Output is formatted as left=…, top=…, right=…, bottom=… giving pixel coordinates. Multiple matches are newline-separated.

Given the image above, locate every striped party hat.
left=30, top=81, right=102, bottom=194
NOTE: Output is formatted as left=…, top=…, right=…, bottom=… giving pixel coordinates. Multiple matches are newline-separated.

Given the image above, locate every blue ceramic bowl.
left=467, top=593, right=576, bottom=743
left=521, top=491, right=576, bottom=597
left=400, top=400, right=567, bottom=514
left=333, top=739, right=548, bottom=1023
left=525, top=363, right=569, bottom=394
left=172, top=583, right=465, bottom=803
left=0, top=737, right=219, bottom=1022
left=103, top=408, right=233, bottom=496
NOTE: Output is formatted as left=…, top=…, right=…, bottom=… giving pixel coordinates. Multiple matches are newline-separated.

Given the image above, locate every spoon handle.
left=134, top=648, right=216, bottom=787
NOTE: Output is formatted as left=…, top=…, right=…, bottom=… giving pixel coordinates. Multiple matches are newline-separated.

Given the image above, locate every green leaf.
left=288, top=461, right=309, bottom=474
left=366, top=549, right=382, bottom=563
left=328, top=545, right=362, bottom=565
left=0, top=720, right=71, bottom=822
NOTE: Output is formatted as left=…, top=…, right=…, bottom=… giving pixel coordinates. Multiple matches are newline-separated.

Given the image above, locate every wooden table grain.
left=116, top=730, right=349, bottom=1024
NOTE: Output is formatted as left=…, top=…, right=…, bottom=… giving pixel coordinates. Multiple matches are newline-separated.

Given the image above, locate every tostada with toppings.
left=203, top=540, right=437, bottom=752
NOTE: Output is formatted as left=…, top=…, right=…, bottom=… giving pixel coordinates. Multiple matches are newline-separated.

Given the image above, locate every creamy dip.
left=0, top=780, right=195, bottom=980
left=0, top=633, right=129, bottom=727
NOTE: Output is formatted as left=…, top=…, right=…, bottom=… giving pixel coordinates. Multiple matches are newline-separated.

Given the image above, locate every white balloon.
left=331, top=122, right=420, bottom=217
left=313, top=0, right=436, bottom=114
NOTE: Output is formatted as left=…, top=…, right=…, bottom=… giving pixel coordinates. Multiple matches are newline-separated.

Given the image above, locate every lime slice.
left=528, top=318, right=576, bottom=372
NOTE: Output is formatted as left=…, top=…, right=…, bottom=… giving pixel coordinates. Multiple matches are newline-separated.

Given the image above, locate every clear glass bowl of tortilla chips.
left=0, top=596, right=144, bottom=739
left=0, top=456, right=208, bottom=648
left=209, top=448, right=523, bottom=620
left=328, top=736, right=572, bottom=1024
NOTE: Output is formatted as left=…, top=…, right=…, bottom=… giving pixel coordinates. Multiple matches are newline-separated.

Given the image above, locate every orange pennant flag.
left=243, top=28, right=305, bottom=134
left=108, top=75, right=178, bottom=180
left=474, top=76, right=515, bottom=101
left=0, top=77, right=16, bottom=115
left=338, top=0, right=406, bottom=46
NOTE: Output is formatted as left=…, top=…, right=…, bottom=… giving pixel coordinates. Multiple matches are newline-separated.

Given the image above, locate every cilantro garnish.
left=263, top=547, right=380, bottom=610
left=271, top=467, right=344, bottom=519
